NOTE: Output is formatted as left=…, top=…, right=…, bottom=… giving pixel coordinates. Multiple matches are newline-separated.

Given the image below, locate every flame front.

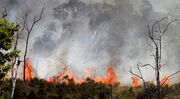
left=85, top=68, right=92, bottom=78
left=49, top=65, right=117, bottom=85
left=106, top=65, right=117, bottom=84
left=132, top=76, right=140, bottom=87
left=94, top=65, right=117, bottom=85
left=161, top=74, right=169, bottom=87
left=22, top=59, right=171, bottom=87
left=25, top=58, right=33, bottom=81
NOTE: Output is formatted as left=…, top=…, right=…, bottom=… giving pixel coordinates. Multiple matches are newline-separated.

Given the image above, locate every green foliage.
left=0, top=18, right=20, bottom=50
left=0, top=91, right=11, bottom=99
left=0, top=17, right=20, bottom=81
left=0, top=79, right=11, bottom=99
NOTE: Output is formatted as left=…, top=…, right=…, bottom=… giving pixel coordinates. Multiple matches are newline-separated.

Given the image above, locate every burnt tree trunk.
left=130, top=17, right=180, bottom=99
left=155, top=47, right=160, bottom=99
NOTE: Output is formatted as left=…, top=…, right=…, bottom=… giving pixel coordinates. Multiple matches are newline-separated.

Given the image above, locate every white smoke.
left=0, top=0, right=180, bottom=84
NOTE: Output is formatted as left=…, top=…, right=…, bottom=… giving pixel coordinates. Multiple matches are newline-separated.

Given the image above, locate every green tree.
left=0, top=17, right=20, bottom=81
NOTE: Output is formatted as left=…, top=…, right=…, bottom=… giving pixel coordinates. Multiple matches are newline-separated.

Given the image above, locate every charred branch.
left=160, top=71, right=180, bottom=86
left=131, top=17, right=179, bottom=99
left=139, top=63, right=156, bottom=70
left=129, top=64, right=147, bottom=88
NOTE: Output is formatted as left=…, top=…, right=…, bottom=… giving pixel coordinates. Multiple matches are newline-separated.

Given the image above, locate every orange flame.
left=85, top=68, right=92, bottom=78
left=161, top=74, right=169, bottom=87
left=106, top=65, right=117, bottom=84
left=148, top=80, right=155, bottom=85
left=92, top=65, right=117, bottom=85
left=132, top=76, right=140, bottom=87
left=25, top=58, right=33, bottom=80
left=93, top=66, right=117, bottom=84
left=48, top=65, right=117, bottom=85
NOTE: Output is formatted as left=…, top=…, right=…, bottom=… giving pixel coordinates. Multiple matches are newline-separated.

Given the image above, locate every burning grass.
left=4, top=58, right=176, bottom=98
left=24, top=58, right=170, bottom=88
left=48, top=64, right=117, bottom=85
left=0, top=78, right=180, bottom=99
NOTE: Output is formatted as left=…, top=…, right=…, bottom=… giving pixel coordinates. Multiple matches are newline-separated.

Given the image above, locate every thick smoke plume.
left=0, top=0, right=180, bottom=84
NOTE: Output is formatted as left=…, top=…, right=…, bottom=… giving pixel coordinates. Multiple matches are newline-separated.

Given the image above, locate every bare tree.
left=130, top=64, right=147, bottom=88
left=10, top=7, right=45, bottom=98
left=130, top=17, right=180, bottom=99
left=23, top=7, right=45, bottom=82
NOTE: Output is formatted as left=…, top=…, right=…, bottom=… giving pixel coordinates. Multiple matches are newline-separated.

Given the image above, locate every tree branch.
left=129, top=64, right=147, bottom=88
left=129, top=67, right=142, bottom=79
left=161, top=19, right=180, bottom=36
left=148, top=25, right=158, bottom=48
left=139, top=64, right=156, bottom=70
left=160, top=71, right=180, bottom=86
left=23, top=7, right=45, bottom=82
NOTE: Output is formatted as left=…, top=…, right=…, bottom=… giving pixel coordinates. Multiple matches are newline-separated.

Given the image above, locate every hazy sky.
left=1, top=0, right=180, bottom=84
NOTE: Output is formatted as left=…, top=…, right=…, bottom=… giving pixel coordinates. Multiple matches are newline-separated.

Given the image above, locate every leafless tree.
left=130, top=64, right=147, bottom=88
left=130, top=17, right=180, bottom=99
left=23, top=7, right=45, bottom=82
left=10, top=7, right=45, bottom=98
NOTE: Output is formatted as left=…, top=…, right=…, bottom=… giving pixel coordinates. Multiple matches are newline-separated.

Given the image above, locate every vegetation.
left=130, top=17, right=180, bottom=99
left=0, top=18, right=20, bottom=81
left=0, top=78, right=111, bottom=99
left=0, top=7, right=180, bottom=99
left=0, top=77, right=180, bottom=99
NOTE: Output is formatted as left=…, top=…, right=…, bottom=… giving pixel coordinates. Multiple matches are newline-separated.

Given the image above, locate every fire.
left=48, top=65, right=117, bottom=85
left=48, top=77, right=57, bottom=84
left=132, top=76, right=140, bottom=87
left=85, top=68, right=92, bottom=78
left=161, top=74, right=169, bottom=87
left=148, top=80, right=155, bottom=85
left=22, top=58, right=171, bottom=88
left=94, top=65, right=117, bottom=85
left=106, top=65, right=117, bottom=84
left=57, top=65, right=68, bottom=81
left=25, top=58, right=33, bottom=80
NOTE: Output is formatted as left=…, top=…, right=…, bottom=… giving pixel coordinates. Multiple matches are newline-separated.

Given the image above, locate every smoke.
left=1, top=0, right=180, bottom=84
